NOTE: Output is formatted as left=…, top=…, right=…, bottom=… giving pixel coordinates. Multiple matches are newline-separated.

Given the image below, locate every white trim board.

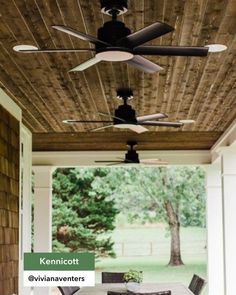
left=0, top=88, right=22, bottom=121
left=211, top=119, right=236, bottom=162
left=32, top=150, right=211, bottom=167
left=19, top=124, right=32, bottom=295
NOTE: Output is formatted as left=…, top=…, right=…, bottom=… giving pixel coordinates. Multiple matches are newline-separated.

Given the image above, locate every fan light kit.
left=96, top=49, right=133, bottom=61
left=62, top=88, right=196, bottom=133
left=12, top=0, right=226, bottom=73
left=95, top=141, right=168, bottom=166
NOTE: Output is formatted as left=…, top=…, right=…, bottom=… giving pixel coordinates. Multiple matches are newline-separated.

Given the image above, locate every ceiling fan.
left=63, top=88, right=187, bottom=133
left=95, top=141, right=168, bottom=166
left=13, top=0, right=217, bottom=74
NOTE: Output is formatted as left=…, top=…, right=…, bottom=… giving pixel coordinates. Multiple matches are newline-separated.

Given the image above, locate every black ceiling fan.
left=13, top=0, right=211, bottom=73
left=95, top=141, right=168, bottom=166
left=63, top=89, right=186, bottom=133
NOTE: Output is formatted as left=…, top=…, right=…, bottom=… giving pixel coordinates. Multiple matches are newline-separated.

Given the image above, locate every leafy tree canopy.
left=106, top=166, right=206, bottom=227
left=52, top=167, right=119, bottom=257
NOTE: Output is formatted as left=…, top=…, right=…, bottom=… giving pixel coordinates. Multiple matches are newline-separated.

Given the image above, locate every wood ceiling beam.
left=32, top=131, right=222, bottom=151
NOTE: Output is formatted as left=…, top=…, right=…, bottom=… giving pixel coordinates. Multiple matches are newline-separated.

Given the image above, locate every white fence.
left=113, top=242, right=206, bottom=257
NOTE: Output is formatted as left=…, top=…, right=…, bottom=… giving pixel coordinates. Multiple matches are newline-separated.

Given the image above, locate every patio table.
left=78, top=283, right=194, bottom=295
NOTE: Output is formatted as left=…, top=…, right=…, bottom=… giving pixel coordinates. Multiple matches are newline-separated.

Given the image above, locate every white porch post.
left=33, top=166, right=53, bottom=295
left=221, top=149, right=236, bottom=295
left=19, top=126, right=32, bottom=295
left=206, top=162, right=224, bottom=295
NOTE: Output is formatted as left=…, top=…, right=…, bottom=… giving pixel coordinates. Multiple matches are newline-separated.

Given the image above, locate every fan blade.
left=52, top=25, right=109, bottom=46
left=118, top=22, right=174, bottom=47
left=95, top=160, right=124, bottom=163
left=14, top=48, right=95, bottom=53
left=126, top=55, right=163, bottom=73
left=90, top=125, right=114, bottom=132
left=69, top=57, right=100, bottom=71
left=106, top=162, right=125, bottom=166
left=63, top=120, right=113, bottom=124
left=98, top=112, right=125, bottom=122
left=137, top=113, right=167, bottom=122
left=116, top=158, right=127, bottom=161
left=128, top=125, right=149, bottom=134
left=134, top=46, right=209, bottom=56
left=140, top=158, right=168, bottom=165
left=141, top=121, right=184, bottom=127
left=95, top=160, right=125, bottom=166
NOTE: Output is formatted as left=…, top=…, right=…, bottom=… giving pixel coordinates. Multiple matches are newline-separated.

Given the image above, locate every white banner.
left=24, top=270, right=95, bottom=287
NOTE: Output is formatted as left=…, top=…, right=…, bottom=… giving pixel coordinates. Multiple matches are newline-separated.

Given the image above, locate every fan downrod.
left=127, top=141, right=137, bottom=150
left=100, top=0, right=128, bottom=17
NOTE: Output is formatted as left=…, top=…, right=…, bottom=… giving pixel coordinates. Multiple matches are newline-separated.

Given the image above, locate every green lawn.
left=96, top=225, right=207, bottom=293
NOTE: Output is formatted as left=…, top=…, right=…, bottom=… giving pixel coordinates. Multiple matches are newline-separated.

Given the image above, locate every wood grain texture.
left=32, top=131, right=222, bottom=151
left=0, top=105, right=19, bottom=295
left=0, top=0, right=235, bottom=150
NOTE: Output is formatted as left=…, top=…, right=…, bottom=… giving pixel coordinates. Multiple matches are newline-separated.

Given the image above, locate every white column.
left=33, top=166, right=53, bottom=295
left=19, top=126, right=32, bottom=295
left=221, top=150, right=236, bottom=295
left=206, top=162, right=225, bottom=295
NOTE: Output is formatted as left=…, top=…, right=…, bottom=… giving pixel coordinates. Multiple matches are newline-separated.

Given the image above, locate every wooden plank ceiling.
left=0, top=0, right=235, bottom=151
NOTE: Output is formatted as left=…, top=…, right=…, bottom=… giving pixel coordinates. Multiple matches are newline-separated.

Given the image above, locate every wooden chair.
left=102, top=272, right=125, bottom=283
left=134, top=292, right=171, bottom=295
left=108, top=291, right=171, bottom=295
left=188, top=274, right=206, bottom=295
left=58, top=286, right=80, bottom=295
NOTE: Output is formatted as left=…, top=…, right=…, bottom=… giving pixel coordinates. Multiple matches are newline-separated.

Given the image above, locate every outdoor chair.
left=58, top=286, right=80, bottom=295
left=188, top=274, right=206, bottom=295
left=131, top=292, right=171, bottom=295
left=102, top=272, right=125, bottom=283
left=108, top=291, right=171, bottom=295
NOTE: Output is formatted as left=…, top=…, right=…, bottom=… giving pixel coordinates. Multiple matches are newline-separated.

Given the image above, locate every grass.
left=96, top=225, right=207, bottom=294
left=96, top=256, right=206, bottom=284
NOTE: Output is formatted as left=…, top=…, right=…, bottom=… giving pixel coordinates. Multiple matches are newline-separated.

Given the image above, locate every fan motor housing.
left=97, top=21, right=131, bottom=47
left=125, top=150, right=140, bottom=163
left=114, top=104, right=137, bottom=124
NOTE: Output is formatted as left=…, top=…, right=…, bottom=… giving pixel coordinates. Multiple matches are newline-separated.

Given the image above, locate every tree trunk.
left=164, top=200, right=184, bottom=266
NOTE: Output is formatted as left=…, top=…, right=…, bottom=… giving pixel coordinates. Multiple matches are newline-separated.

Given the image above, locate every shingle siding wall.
left=0, top=104, right=19, bottom=295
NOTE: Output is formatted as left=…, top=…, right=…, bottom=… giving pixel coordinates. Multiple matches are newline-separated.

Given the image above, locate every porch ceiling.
left=0, top=0, right=235, bottom=151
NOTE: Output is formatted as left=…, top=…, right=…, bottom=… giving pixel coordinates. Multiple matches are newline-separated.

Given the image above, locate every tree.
left=52, top=167, right=119, bottom=258
left=106, top=166, right=205, bottom=266
left=52, top=166, right=205, bottom=265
